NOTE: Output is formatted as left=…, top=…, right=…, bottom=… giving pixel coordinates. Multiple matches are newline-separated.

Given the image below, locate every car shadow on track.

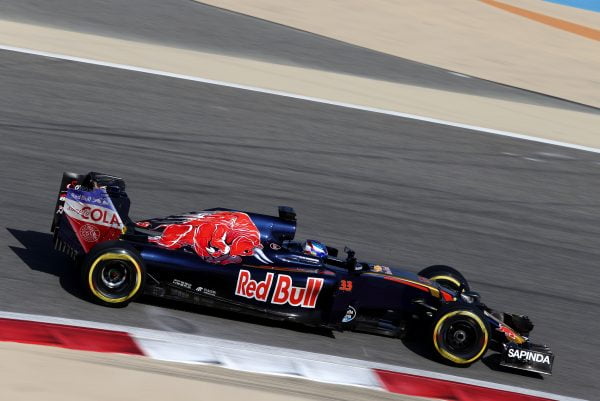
left=137, top=294, right=336, bottom=338
left=399, top=327, right=461, bottom=367
left=6, top=228, right=86, bottom=301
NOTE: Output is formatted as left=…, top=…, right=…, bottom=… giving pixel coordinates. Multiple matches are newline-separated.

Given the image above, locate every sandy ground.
left=1, top=19, right=600, bottom=148
left=0, top=342, right=420, bottom=401
left=200, top=0, right=600, bottom=108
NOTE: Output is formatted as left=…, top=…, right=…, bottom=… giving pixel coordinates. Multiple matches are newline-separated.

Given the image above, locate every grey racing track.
left=0, top=2, right=599, bottom=400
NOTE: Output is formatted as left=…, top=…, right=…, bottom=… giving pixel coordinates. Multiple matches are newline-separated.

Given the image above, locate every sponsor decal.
left=271, top=275, right=323, bottom=308
left=235, top=270, right=274, bottom=302
left=371, top=265, right=392, bottom=275
left=149, top=211, right=270, bottom=265
left=235, top=269, right=324, bottom=308
left=65, top=203, right=121, bottom=226
left=172, top=279, right=192, bottom=290
left=79, top=224, right=100, bottom=243
left=135, top=221, right=151, bottom=228
left=497, top=324, right=518, bottom=340
left=507, top=348, right=551, bottom=364
left=195, top=286, right=216, bottom=296
left=342, top=305, right=356, bottom=323
left=270, top=243, right=282, bottom=250
left=63, top=188, right=124, bottom=252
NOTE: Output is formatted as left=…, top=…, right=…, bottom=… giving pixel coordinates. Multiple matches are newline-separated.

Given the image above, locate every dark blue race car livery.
left=51, top=172, right=554, bottom=375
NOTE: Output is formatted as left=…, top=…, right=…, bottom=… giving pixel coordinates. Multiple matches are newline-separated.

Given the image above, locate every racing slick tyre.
left=430, top=304, right=490, bottom=365
left=418, top=265, right=470, bottom=292
left=80, top=241, right=146, bottom=307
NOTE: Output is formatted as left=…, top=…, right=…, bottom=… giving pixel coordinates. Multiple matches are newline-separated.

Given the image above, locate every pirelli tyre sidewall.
left=81, top=241, right=145, bottom=307
left=431, top=305, right=489, bottom=365
left=418, top=265, right=470, bottom=292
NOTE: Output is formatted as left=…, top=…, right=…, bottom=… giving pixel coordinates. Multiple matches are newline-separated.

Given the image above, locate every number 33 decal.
left=339, top=280, right=353, bottom=292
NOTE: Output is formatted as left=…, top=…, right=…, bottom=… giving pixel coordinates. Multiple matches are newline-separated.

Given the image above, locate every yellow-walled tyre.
left=431, top=306, right=489, bottom=365
left=418, top=265, right=469, bottom=292
left=80, top=241, right=146, bottom=307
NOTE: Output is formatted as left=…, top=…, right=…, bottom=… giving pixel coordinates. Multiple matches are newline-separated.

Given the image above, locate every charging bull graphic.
left=148, top=211, right=271, bottom=265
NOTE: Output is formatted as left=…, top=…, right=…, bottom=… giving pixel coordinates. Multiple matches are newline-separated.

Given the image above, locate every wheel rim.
left=443, top=319, right=480, bottom=355
left=433, top=310, right=488, bottom=364
left=88, top=252, right=142, bottom=303
left=429, top=275, right=462, bottom=291
left=100, top=261, right=129, bottom=289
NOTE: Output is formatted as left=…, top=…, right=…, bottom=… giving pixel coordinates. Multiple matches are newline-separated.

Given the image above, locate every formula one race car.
left=51, top=172, right=554, bottom=375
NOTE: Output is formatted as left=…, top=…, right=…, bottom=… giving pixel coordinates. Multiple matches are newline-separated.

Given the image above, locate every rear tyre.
left=430, top=305, right=489, bottom=365
left=418, top=265, right=469, bottom=292
left=80, top=241, right=145, bottom=307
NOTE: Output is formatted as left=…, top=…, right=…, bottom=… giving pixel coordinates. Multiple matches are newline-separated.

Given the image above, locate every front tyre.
left=81, top=241, right=146, bottom=307
left=431, top=305, right=489, bottom=365
left=418, top=265, right=469, bottom=292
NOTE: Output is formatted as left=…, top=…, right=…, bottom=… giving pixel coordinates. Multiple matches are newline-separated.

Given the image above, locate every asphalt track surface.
left=2, top=48, right=600, bottom=399
left=0, top=0, right=599, bottom=113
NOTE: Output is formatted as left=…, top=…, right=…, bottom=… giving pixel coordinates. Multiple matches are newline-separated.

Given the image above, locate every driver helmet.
left=303, top=239, right=328, bottom=258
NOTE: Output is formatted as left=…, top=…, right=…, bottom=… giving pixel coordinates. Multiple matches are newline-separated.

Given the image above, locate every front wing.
left=500, top=343, right=554, bottom=375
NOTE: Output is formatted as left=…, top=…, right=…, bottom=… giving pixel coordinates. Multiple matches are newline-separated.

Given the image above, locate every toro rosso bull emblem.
left=149, top=211, right=271, bottom=265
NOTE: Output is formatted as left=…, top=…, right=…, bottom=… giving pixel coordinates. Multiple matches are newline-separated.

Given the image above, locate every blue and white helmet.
left=303, top=239, right=328, bottom=259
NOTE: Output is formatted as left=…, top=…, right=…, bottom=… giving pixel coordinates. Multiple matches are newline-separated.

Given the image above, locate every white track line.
left=0, top=310, right=585, bottom=401
left=0, top=44, right=598, bottom=154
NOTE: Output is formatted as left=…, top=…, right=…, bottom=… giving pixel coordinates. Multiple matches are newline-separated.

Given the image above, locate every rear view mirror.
left=344, top=247, right=360, bottom=273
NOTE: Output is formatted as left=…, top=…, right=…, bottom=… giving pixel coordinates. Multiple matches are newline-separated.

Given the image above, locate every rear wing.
left=51, top=172, right=131, bottom=259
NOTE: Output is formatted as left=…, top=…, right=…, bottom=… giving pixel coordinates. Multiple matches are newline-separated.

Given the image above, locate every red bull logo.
left=271, top=275, right=323, bottom=308
left=149, top=211, right=268, bottom=265
left=235, top=270, right=274, bottom=301
left=497, top=323, right=526, bottom=344
left=235, top=269, right=324, bottom=308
